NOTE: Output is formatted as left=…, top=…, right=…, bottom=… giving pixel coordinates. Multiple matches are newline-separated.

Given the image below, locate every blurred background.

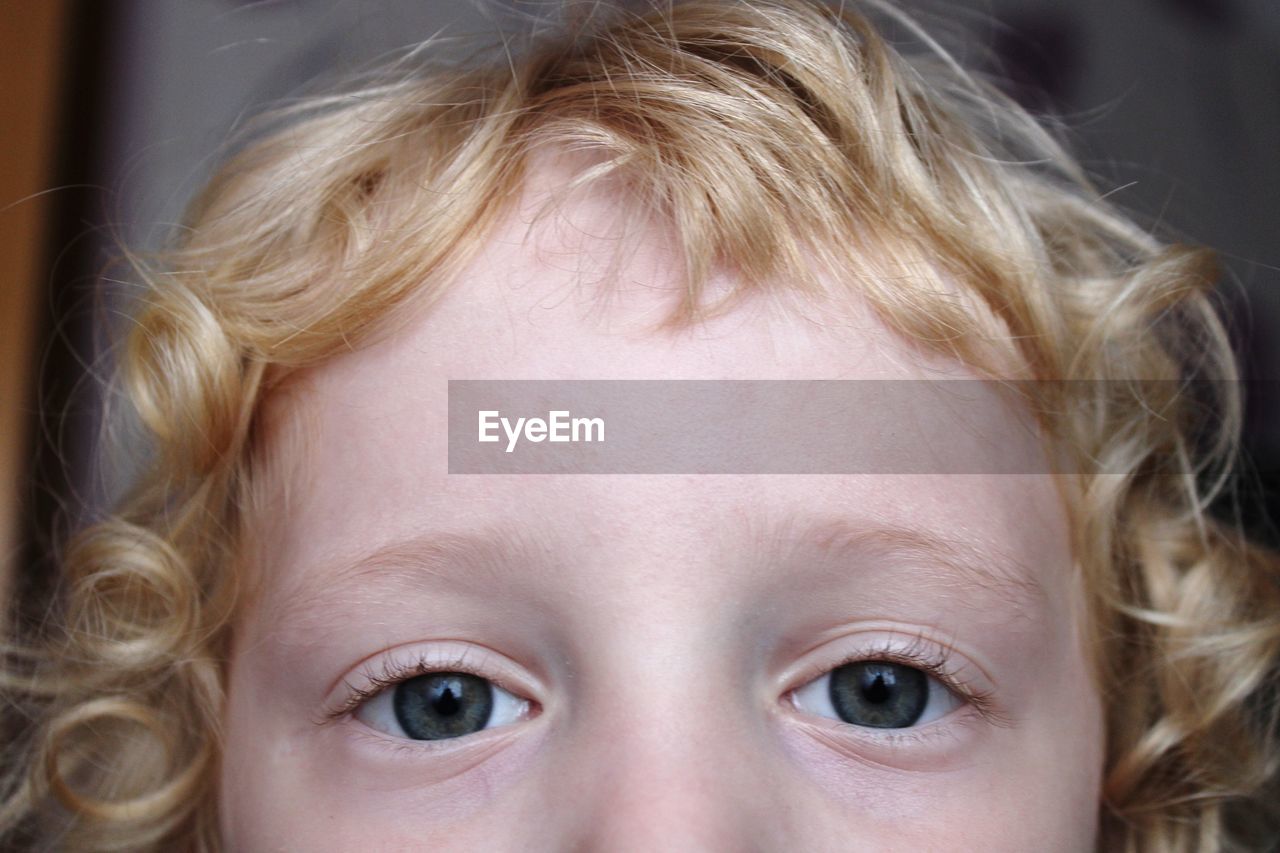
left=2, top=0, right=1279, bottom=606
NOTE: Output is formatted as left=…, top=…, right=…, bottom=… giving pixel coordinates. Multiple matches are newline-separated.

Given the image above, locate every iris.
left=392, top=672, right=494, bottom=740
left=828, top=661, right=928, bottom=728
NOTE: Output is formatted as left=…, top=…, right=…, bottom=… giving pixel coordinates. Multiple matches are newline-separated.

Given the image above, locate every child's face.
left=220, top=173, right=1105, bottom=850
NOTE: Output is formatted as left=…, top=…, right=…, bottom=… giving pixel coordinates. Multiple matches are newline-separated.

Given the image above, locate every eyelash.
left=323, top=647, right=536, bottom=725
left=323, top=635, right=1009, bottom=732
left=788, top=633, right=1007, bottom=729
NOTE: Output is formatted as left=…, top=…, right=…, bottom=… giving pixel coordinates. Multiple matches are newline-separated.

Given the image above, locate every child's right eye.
left=354, top=671, right=531, bottom=741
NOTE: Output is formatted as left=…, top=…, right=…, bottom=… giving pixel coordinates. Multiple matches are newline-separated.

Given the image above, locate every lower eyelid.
left=340, top=712, right=529, bottom=778
left=786, top=696, right=989, bottom=761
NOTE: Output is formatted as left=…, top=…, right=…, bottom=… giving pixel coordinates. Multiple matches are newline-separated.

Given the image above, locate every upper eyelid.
left=780, top=633, right=993, bottom=707
left=779, top=620, right=1002, bottom=684
left=784, top=643, right=1015, bottom=736
left=318, top=633, right=1005, bottom=728
left=318, top=642, right=540, bottom=723
left=794, top=652, right=956, bottom=700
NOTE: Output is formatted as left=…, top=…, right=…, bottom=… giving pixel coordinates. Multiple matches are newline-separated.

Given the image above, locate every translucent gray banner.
left=447, top=379, right=1242, bottom=475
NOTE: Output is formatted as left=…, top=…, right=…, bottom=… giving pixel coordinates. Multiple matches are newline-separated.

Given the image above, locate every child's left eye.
left=789, top=660, right=963, bottom=729
left=354, top=671, right=530, bottom=741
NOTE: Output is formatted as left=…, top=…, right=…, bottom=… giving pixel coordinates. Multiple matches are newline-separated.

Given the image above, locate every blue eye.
left=355, top=671, right=529, bottom=741
left=791, top=660, right=962, bottom=729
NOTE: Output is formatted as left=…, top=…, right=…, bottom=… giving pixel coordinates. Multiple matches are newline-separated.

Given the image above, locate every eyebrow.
left=263, top=524, right=549, bottom=642
left=265, top=511, right=1049, bottom=641
left=760, top=513, right=1049, bottom=619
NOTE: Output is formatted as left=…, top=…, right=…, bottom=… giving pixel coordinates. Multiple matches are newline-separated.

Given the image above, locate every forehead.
left=245, top=163, right=1072, bottom=629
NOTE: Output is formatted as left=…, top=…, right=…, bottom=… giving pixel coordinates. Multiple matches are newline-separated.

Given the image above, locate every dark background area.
left=5, top=0, right=1279, bottom=602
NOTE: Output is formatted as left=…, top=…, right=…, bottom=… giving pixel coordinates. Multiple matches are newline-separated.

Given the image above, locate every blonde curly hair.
left=3, top=0, right=1279, bottom=849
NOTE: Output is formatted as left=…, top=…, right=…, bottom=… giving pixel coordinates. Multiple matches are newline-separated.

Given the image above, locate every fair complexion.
left=220, top=165, right=1105, bottom=850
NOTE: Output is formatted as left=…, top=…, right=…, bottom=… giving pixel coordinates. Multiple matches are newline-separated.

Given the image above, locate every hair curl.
left=3, top=1, right=1278, bottom=849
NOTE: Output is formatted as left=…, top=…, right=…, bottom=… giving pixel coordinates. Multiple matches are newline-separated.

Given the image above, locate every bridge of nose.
left=500, top=483, right=858, bottom=850
left=522, top=603, right=802, bottom=852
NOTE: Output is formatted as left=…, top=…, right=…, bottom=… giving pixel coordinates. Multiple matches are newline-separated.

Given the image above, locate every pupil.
left=393, top=672, right=493, bottom=740
left=433, top=685, right=460, bottom=716
left=863, top=674, right=889, bottom=704
left=828, top=661, right=928, bottom=728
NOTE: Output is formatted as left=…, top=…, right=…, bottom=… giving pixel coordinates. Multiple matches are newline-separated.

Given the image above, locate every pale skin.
left=220, top=161, right=1106, bottom=851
